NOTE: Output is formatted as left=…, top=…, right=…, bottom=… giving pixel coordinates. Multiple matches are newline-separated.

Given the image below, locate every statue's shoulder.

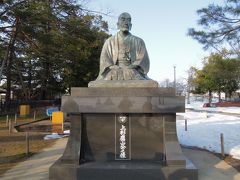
left=129, top=34, right=145, bottom=44
left=105, top=34, right=117, bottom=43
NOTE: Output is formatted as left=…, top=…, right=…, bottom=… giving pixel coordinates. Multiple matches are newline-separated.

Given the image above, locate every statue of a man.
left=97, top=12, right=150, bottom=80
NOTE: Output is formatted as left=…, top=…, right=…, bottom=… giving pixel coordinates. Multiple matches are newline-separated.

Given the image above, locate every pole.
left=62, top=118, right=64, bottom=132
left=15, top=114, right=17, bottom=124
left=8, top=119, right=11, bottom=134
left=26, top=132, right=29, bottom=156
left=33, top=110, right=36, bottom=121
left=185, top=119, right=187, bottom=131
left=6, top=115, right=9, bottom=127
left=174, top=65, right=176, bottom=95
left=220, top=133, right=225, bottom=159
left=187, top=71, right=191, bottom=104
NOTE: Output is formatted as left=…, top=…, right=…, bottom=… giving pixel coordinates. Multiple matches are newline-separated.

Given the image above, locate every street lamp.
left=173, top=65, right=176, bottom=94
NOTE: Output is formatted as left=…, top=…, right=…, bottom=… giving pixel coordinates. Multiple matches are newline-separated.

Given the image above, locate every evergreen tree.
left=188, top=0, right=240, bottom=57
left=0, top=0, right=109, bottom=101
left=192, top=53, right=240, bottom=102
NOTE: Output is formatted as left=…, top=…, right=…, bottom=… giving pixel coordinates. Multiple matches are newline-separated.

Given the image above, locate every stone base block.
left=49, top=159, right=197, bottom=180
left=49, top=87, right=197, bottom=180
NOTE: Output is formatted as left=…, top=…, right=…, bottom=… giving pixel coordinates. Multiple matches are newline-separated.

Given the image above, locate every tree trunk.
left=5, top=18, right=20, bottom=109
left=208, top=90, right=212, bottom=104
left=40, top=1, right=52, bottom=100
left=218, top=90, right=221, bottom=102
left=27, top=60, right=32, bottom=99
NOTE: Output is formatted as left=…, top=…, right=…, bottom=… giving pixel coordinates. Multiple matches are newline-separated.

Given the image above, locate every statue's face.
left=117, top=13, right=132, bottom=32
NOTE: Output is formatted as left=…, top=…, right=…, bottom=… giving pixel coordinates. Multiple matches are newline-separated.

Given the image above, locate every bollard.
left=6, top=115, right=9, bottom=127
left=185, top=119, right=187, bottom=131
left=26, top=132, right=29, bottom=156
left=220, top=133, right=225, bottom=159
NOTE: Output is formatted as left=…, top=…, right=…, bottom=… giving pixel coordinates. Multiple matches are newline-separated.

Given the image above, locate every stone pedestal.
left=49, top=87, right=198, bottom=180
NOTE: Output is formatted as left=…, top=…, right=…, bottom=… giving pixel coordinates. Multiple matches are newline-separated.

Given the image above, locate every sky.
left=84, top=0, right=224, bottom=83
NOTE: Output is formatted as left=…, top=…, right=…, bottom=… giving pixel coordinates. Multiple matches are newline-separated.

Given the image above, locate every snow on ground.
left=186, top=97, right=240, bottom=114
left=177, top=97, right=240, bottom=159
left=44, top=133, right=68, bottom=140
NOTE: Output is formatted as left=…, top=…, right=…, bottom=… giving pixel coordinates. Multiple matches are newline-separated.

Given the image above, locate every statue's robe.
left=97, top=32, right=150, bottom=80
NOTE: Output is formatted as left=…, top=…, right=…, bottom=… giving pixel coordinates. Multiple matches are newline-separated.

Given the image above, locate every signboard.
left=115, top=114, right=131, bottom=160
left=46, top=107, right=60, bottom=117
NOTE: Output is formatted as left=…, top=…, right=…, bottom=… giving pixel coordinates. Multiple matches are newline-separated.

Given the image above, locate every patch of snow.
left=44, top=133, right=68, bottom=140
left=178, top=97, right=240, bottom=159
left=63, top=130, right=70, bottom=134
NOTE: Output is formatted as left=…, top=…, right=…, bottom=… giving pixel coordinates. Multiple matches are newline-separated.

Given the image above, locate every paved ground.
left=0, top=138, right=68, bottom=180
left=1, top=137, right=240, bottom=180
left=183, top=148, right=240, bottom=180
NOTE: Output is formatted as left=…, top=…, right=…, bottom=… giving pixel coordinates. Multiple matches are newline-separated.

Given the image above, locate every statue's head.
left=117, top=12, right=132, bottom=32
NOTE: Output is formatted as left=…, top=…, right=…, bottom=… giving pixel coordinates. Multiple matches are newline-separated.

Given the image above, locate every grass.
left=0, top=111, right=57, bottom=176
